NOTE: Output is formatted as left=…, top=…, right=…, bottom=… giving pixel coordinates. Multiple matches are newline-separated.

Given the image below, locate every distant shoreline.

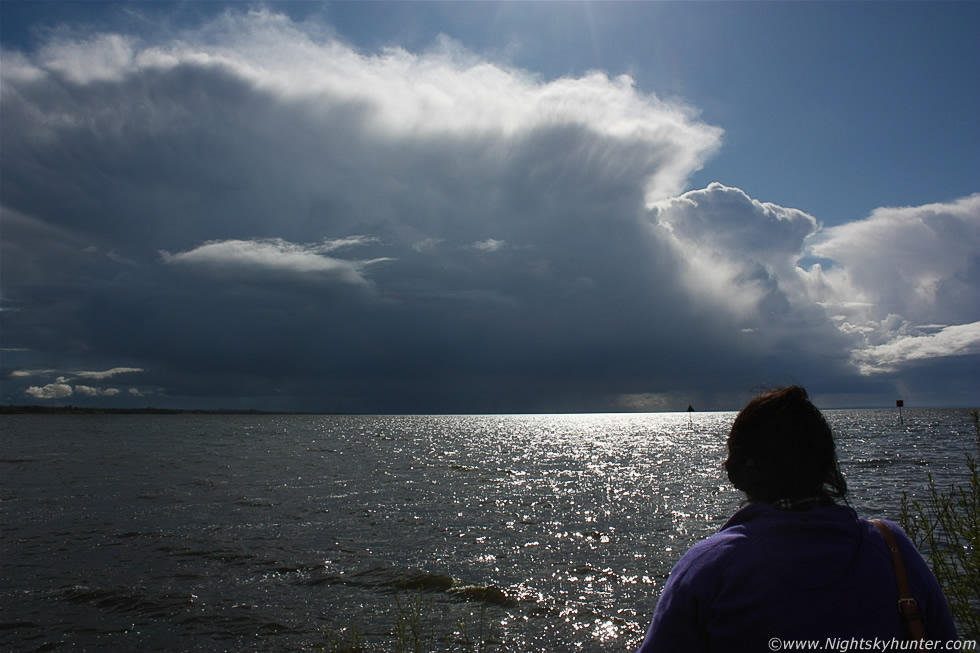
left=0, top=405, right=347, bottom=416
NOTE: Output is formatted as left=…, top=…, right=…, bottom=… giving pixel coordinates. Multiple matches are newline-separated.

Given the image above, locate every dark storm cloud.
left=1, top=10, right=977, bottom=411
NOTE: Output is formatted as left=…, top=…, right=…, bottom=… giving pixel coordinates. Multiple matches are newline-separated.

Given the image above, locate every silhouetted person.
left=637, top=386, right=956, bottom=652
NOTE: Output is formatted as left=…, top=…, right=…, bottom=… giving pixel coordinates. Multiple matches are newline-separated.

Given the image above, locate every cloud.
left=412, top=238, right=445, bottom=253
left=810, top=194, right=980, bottom=319
left=0, top=9, right=722, bottom=249
left=471, top=239, right=506, bottom=253
left=25, top=383, right=73, bottom=400
left=807, top=194, right=980, bottom=373
left=650, top=182, right=821, bottom=258
left=850, top=322, right=980, bottom=374
left=10, top=368, right=141, bottom=401
left=11, top=369, right=58, bottom=378
left=10, top=367, right=140, bottom=381
left=74, top=367, right=144, bottom=380
left=160, top=238, right=389, bottom=286
left=646, top=182, right=822, bottom=320
left=38, top=33, right=137, bottom=84
left=643, top=185, right=980, bottom=378
left=0, top=9, right=976, bottom=411
left=75, top=385, right=121, bottom=397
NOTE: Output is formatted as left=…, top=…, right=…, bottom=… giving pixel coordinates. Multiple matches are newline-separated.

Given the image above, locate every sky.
left=1, top=1, right=978, bottom=414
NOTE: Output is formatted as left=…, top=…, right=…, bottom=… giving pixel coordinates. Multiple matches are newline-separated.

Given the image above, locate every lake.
left=1, top=409, right=975, bottom=651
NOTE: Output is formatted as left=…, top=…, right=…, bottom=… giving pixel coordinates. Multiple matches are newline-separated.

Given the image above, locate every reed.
left=318, top=586, right=501, bottom=652
left=900, top=409, right=980, bottom=642
left=318, top=626, right=366, bottom=653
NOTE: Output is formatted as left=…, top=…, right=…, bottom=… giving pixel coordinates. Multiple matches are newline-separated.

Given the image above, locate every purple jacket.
left=637, top=502, right=957, bottom=652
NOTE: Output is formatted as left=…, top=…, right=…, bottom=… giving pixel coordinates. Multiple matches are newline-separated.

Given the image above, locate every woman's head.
left=723, top=386, right=846, bottom=504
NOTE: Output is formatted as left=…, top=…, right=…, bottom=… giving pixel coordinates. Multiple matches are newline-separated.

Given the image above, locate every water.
left=1, top=409, right=976, bottom=651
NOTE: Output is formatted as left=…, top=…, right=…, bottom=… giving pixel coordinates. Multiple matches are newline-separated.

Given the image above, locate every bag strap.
left=871, top=518, right=926, bottom=640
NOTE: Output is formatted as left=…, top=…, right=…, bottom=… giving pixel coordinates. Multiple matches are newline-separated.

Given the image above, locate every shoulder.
left=861, top=518, right=922, bottom=564
left=859, top=517, right=939, bottom=583
left=669, top=503, right=788, bottom=576
left=639, top=527, right=746, bottom=652
left=664, top=523, right=749, bottom=589
left=862, top=517, right=958, bottom=638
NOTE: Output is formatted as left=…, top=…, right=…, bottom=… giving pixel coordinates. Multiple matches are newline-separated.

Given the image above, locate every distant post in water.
left=687, top=404, right=694, bottom=428
left=896, top=399, right=904, bottom=425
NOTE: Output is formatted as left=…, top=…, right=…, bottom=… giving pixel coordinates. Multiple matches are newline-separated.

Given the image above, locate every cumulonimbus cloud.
left=1, top=8, right=976, bottom=410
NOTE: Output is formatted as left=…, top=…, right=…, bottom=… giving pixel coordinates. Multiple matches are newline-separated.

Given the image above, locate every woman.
left=637, top=386, right=956, bottom=652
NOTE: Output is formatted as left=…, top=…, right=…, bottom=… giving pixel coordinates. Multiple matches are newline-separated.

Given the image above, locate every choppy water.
left=1, top=409, right=976, bottom=652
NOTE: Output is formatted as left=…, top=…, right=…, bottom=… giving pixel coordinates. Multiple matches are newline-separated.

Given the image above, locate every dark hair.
left=723, top=386, right=847, bottom=504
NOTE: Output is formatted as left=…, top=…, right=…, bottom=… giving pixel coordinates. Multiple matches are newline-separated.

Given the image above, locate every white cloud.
left=806, top=194, right=980, bottom=372
left=851, top=321, right=980, bottom=374
left=471, top=238, right=506, bottom=252
left=25, top=383, right=73, bottom=399
left=643, top=185, right=980, bottom=376
left=74, top=367, right=143, bottom=379
left=11, top=369, right=57, bottom=377
left=650, top=182, right=821, bottom=258
left=128, top=388, right=144, bottom=397
left=811, top=194, right=980, bottom=324
left=38, top=33, right=137, bottom=84
left=0, top=50, right=46, bottom=84
left=74, top=385, right=121, bottom=397
left=646, top=182, right=822, bottom=320
left=13, top=368, right=141, bottom=400
left=316, top=236, right=380, bottom=252
left=160, top=239, right=390, bottom=285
